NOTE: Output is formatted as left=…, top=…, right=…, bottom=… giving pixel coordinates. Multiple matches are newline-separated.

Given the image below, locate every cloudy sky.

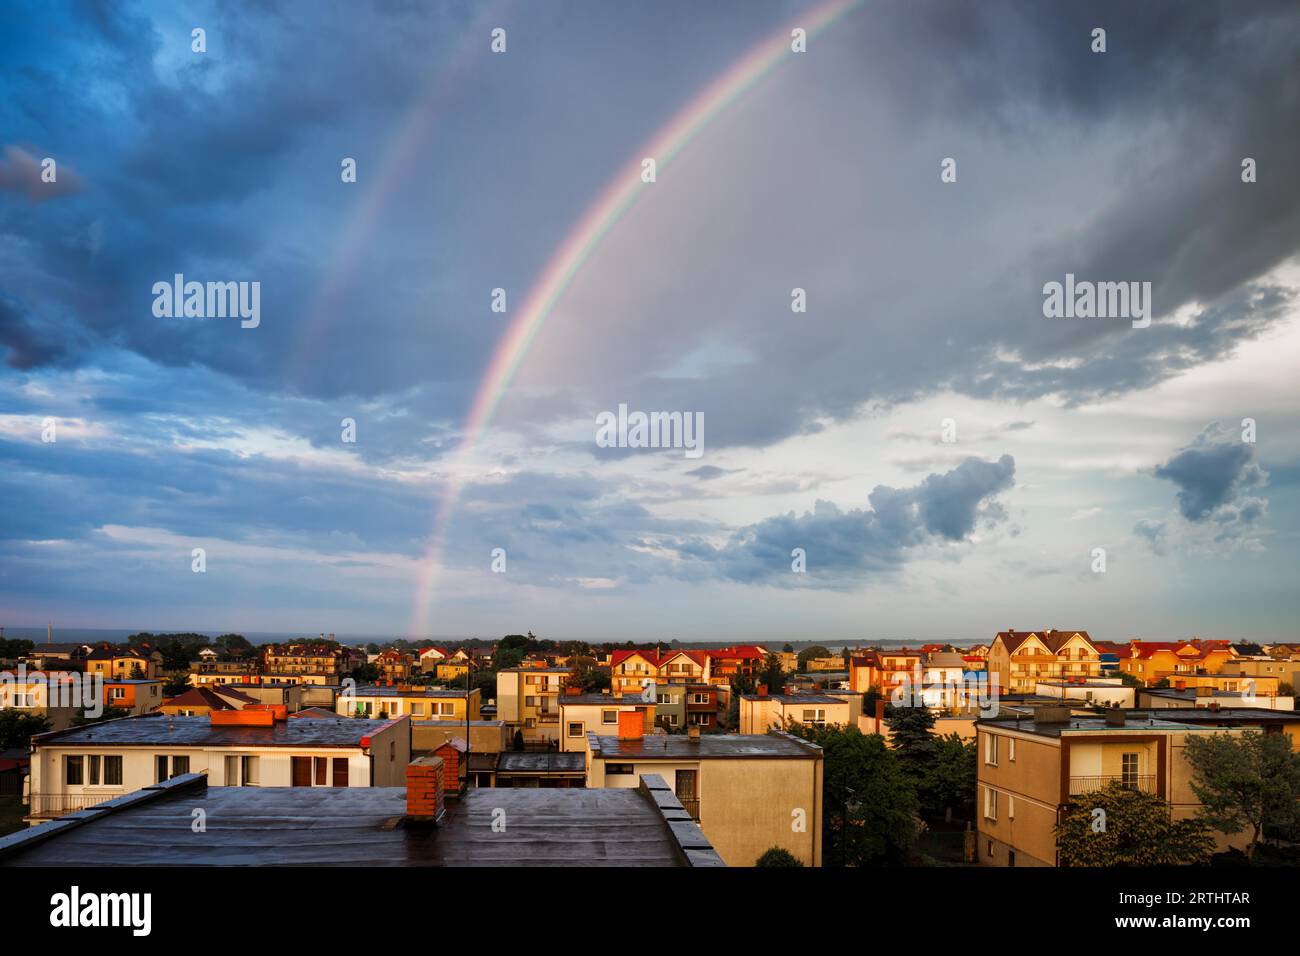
left=2, top=0, right=1298, bottom=643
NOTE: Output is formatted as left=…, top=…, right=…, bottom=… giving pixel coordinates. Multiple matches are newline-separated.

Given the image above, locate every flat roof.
left=0, top=774, right=721, bottom=867
left=349, top=685, right=472, bottom=698
left=590, top=732, right=821, bottom=760
left=32, top=715, right=398, bottom=749
left=979, top=707, right=1300, bottom=739
left=740, top=693, right=844, bottom=704
left=559, top=694, right=648, bottom=706
left=496, top=752, right=587, bottom=774
left=412, top=720, right=504, bottom=728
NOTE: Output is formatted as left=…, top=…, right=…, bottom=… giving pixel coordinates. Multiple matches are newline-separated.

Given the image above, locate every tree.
left=784, top=723, right=918, bottom=866
left=512, top=729, right=525, bottom=751
left=1056, top=783, right=1215, bottom=866
left=781, top=643, right=794, bottom=654
left=214, top=633, right=252, bottom=657
left=493, top=648, right=524, bottom=671
left=0, top=710, right=50, bottom=750
left=796, top=645, right=831, bottom=672
left=928, top=733, right=977, bottom=822
left=162, top=676, right=191, bottom=697
left=758, top=653, right=785, bottom=695
left=1184, top=730, right=1300, bottom=862
left=755, top=846, right=803, bottom=867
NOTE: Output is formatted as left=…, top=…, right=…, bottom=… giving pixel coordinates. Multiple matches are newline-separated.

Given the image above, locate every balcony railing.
left=679, top=797, right=700, bottom=821
left=25, top=792, right=116, bottom=819
left=1068, top=774, right=1155, bottom=796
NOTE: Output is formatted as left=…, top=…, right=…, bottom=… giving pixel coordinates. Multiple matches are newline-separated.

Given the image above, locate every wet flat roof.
left=590, top=733, right=821, bottom=759
left=980, top=707, right=1300, bottom=738
left=496, top=752, right=587, bottom=774
left=349, top=686, right=471, bottom=698
left=32, top=715, right=397, bottom=749
left=0, top=775, right=720, bottom=867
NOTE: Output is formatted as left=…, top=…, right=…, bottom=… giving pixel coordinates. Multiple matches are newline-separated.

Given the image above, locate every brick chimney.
left=756, top=683, right=769, bottom=697
left=405, top=755, right=445, bottom=824
left=688, top=725, right=701, bottom=741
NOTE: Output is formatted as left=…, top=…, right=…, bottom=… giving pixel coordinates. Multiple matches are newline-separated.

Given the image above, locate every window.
left=104, top=755, right=123, bottom=786
left=984, top=786, right=997, bottom=821
left=435, top=702, right=456, bottom=717
left=567, top=722, right=584, bottom=738
left=984, top=733, right=998, bottom=766
left=607, top=763, right=635, bottom=775
left=172, top=755, right=190, bottom=776
left=333, top=757, right=349, bottom=786
left=1008, top=737, right=1016, bottom=761
left=110, top=687, right=125, bottom=701
left=410, top=703, right=424, bottom=717
left=156, top=755, right=168, bottom=783
left=601, top=709, right=618, bottom=724
left=87, top=755, right=101, bottom=786
left=525, top=696, right=538, bottom=707
left=314, top=757, right=329, bottom=786
left=1121, top=752, right=1140, bottom=787
left=66, top=755, right=84, bottom=786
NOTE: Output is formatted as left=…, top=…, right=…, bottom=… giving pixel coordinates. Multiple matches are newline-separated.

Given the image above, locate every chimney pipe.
left=405, top=755, right=445, bottom=824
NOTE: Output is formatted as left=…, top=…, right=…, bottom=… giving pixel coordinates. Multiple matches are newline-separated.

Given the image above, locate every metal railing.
left=25, top=792, right=116, bottom=818
left=1068, top=774, right=1155, bottom=796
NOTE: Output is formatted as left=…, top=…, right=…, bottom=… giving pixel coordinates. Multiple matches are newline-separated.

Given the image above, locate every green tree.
left=796, top=645, right=832, bottom=673
left=214, top=633, right=252, bottom=657
left=1055, top=783, right=1215, bottom=866
left=162, top=676, right=191, bottom=696
left=755, top=846, right=803, bottom=867
left=928, top=733, right=976, bottom=822
left=784, top=723, right=918, bottom=866
left=512, top=729, right=525, bottom=751
left=758, top=653, right=785, bottom=695
left=781, top=643, right=794, bottom=654
left=1184, top=730, right=1300, bottom=862
left=0, top=710, right=50, bottom=750
left=493, top=648, right=524, bottom=671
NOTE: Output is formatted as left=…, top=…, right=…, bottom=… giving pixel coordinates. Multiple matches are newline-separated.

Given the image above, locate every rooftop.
left=979, top=706, right=1300, bottom=738
left=740, top=693, right=845, bottom=705
left=589, top=732, right=821, bottom=760
left=32, top=714, right=400, bottom=749
left=0, top=773, right=722, bottom=867
left=348, top=685, right=472, bottom=698
left=496, top=752, right=587, bottom=774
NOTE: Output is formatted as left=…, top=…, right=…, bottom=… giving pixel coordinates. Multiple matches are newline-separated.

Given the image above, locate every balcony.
left=1068, top=774, right=1155, bottom=796
left=26, top=792, right=116, bottom=819
left=679, top=797, right=700, bottom=821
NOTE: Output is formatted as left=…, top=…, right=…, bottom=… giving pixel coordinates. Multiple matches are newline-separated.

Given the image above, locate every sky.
left=1, top=0, right=1298, bottom=644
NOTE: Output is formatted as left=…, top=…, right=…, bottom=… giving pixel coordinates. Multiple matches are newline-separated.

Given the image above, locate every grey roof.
left=349, top=685, right=472, bottom=698
left=560, top=694, right=648, bottom=706
left=412, top=720, right=504, bottom=728
left=0, top=774, right=719, bottom=867
left=496, top=752, right=587, bottom=774
left=32, top=715, right=396, bottom=749
left=590, top=732, right=821, bottom=760
left=740, top=693, right=844, bottom=704
left=979, top=707, right=1300, bottom=739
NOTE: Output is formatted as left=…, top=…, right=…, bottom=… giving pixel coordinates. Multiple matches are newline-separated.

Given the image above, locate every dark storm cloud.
left=1153, top=422, right=1268, bottom=524
left=685, top=455, right=1015, bottom=585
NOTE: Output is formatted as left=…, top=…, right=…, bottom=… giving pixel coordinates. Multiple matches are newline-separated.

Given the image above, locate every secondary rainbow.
left=411, top=0, right=864, bottom=632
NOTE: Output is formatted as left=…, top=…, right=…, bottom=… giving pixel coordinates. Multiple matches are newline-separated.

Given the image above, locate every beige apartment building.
left=737, top=692, right=859, bottom=734
left=496, top=667, right=572, bottom=743
left=337, top=684, right=480, bottom=722
left=975, top=706, right=1300, bottom=867
left=586, top=725, right=824, bottom=867
left=558, top=694, right=656, bottom=752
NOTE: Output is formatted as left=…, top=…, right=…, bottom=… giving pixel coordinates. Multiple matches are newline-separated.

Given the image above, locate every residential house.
left=738, top=692, right=859, bottom=734
left=102, top=678, right=164, bottom=716
left=337, top=684, right=480, bottom=722
left=261, top=642, right=347, bottom=684
left=374, top=649, right=415, bottom=681
left=26, top=712, right=411, bottom=821
left=587, top=719, right=824, bottom=867
left=495, top=667, right=572, bottom=743
left=975, top=706, right=1300, bottom=866
left=85, top=645, right=163, bottom=681
left=0, top=762, right=723, bottom=867
left=0, top=671, right=82, bottom=732
left=558, top=693, right=656, bottom=752
left=1115, top=640, right=1236, bottom=686
left=986, top=630, right=1101, bottom=695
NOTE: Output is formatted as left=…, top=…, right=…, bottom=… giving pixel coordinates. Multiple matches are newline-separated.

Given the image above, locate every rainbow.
left=411, top=0, right=865, bottom=633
